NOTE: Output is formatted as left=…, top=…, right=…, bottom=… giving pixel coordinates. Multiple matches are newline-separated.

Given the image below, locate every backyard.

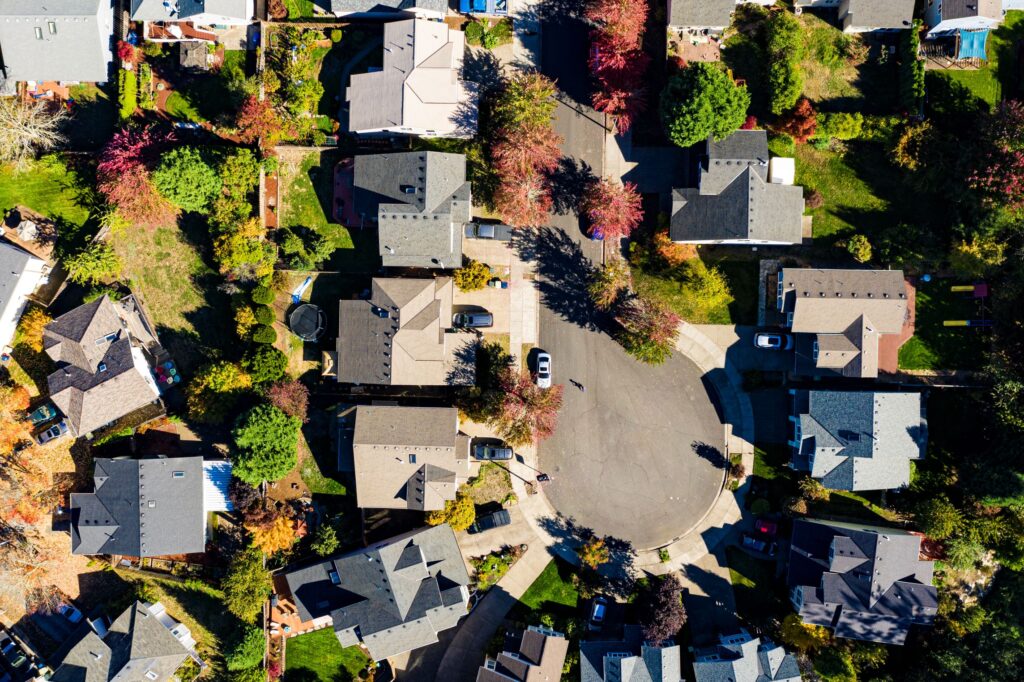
left=65, top=83, right=116, bottom=149
left=898, top=279, right=989, bottom=371
left=0, top=156, right=93, bottom=250
left=283, top=628, right=371, bottom=682
left=156, top=49, right=249, bottom=127
left=928, top=11, right=1024, bottom=108
left=726, top=546, right=785, bottom=630
left=508, top=558, right=580, bottom=623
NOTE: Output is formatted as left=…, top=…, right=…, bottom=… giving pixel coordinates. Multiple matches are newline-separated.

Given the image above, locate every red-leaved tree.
left=97, top=126, right=178, bottom=227
left=640, top=574, right=688, bottom=645
left=265, top=379, right=309, bottom=423
left=493, top=366, right=564, bottom=447
left=117, top=40, right=142, bottom=65
left=615, top=295, right=681, bottom=364
left=491, top=124, right=562, bottom=177
left=235, top=95, right=285, bottom=146
left=777, top=97, right=817, bottom=144
left=592, top=57, right=649, bottom=134
left=970, top=99, right=1024, bottom=211
left=741, top=115, right=758, bottom=130
left=585, top=0, right=648, bottom=55
left=494, top=170, right=553, bottom=228
left=583, top=178, right=643, bottom=240
left=587, top=0, right=650, bottom=134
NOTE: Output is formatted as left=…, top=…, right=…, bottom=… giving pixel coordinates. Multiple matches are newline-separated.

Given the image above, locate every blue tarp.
left=957, top=29, right=989, bottom=60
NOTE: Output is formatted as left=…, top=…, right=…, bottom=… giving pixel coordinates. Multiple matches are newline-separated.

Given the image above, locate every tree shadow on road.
left=536, top=512, right=637, bottom=599
left=512, top=227, right=600, bottom=331
left=692, top=440, right=727, bottom=469
left=548, top=156, right=596, bottom=217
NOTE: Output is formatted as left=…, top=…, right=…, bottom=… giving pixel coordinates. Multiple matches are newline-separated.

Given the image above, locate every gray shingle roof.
left=941, top=0, right=1001, bottom=20
left=328, top=0, right=446, bottom=15
left=70, top=457, right=205, bottom=558
left=477, top=626, right=568, bottom=682
left=336, top=277, right=476, bottom=386
left=668, top=0, right=734, bottom=28
left=283, top=524, right=469, bottom=661
left=792, top=390, right=926, bottom=491
left=130, top=0, right=251, bottom=21
left=50, top=601, right=191, bottom=682
left=580, top=626, right=681, bottom=682
left=841, top=0, right=915, bottom=29
left=670, top=132, right=804, bottom=244
left=693, top=631, right=800, bottom=682
left=0, top=239, right=44, bottom=348
left=354, top=152, right=470, bottom=269
left=786, top=519, right=938, bottom=646
left=43, top=296, right=161, bottom=436
left=0, top=0, right=114, bottom=83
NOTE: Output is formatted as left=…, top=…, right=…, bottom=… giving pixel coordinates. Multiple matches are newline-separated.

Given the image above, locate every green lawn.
left=510, top=558, right=580, bottom=619
left=66, top=83, right=116, bottom=149
left=726, top=546, right=785, bottom=629
left=929, top=11, right=1024, bottom=108
left=165, top=50, right=248, bottom=124
left=164, top=91, right=202, bottom=122
left=283, top=0, right=316, bottom=19
left=0, top=156, right=93, bottom=250
left=898, top=279, right=988, bottom=370
left=712, top=258, right=759, bottom=325
left=284, top=628, right=370, bottom=682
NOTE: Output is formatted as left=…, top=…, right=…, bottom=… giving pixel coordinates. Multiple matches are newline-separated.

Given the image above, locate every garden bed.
left=465, top=462, right=514, bottom=506
left=471, top=545, right=524, bottom=592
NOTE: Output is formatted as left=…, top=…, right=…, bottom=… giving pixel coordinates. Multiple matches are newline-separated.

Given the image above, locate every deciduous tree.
left=247, top=516, right=297, bottom=554
left=579, top=536, right=610, bottom=569
left=97, top=127, right=178, bottom=228
left=588, top=259, right=632, bottom=311
left=493, top=366, right=564, bottom=446
left=950, top=236, right=1006, bottom=277
left=582, top=179, right=643, bottom=240
left=235, top=95, right=285, bottom=146
left=222, top=548, right=271, bottom=622
left=186, top=361, right=252, bottom=424
left=16, top=307, right=51, bottom=352
left=152, top=146, right=222, bottom=213
left=0, top=100, right=68, bottom=170
left=492, top=72, right=559, bottom=131
left=491, top=124, right=562, bottom=177
left=585, top=0, right=647, bottom=54
left=265, top=380, right=309, bottom=423
left=493, top=169, right=553, bottom=228
left=661, top=63, right=749, bottom=148
left=779, top=613, right=830, bottom=652
left=425, top=493, right=476, bottom=531
left=641, top=574, right=687, bottom=645
left=65, top=242, right=122, bottom=285
left=777, top=97, right=817, bottom=144
left=232, top=405, right=301, bottom=485
left=225, top=626, right=266, bottom=671
left=615, top=295, right=680, bottom=365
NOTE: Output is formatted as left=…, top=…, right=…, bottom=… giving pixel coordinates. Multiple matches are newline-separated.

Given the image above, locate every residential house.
left=0, top=0, right=114, bottom=91
left=335, top=277, right=477, bottom=386
left=670, top=131, right=805, bottom=245
left=130, top=0, right=254, bottom=43
left=49, top=601, right=199, bottom=682
left=580, top=625, right=682, bottom=682
left=43, top=295, right=165, bottom=437
left=925, top=0, right=1004, bottom=36
left=282, top=524, right=470, bottom=662
left=668, top=0, right=774, bottom=33
left=778, top=268, right=910, bottom=378
left=346, top=19, right=478, bottom=138
left=353, top=152, right=471, bottom=269
left=351, top=405, right=470, bottom=511
left=321, top=0, right=446, bottom=20
left=787, top=519, right=938, bottom=645
left=795, top=0, right=915, bottom=32
left=789, top=389, right=926, bottom=491
left=477, top=625, right=569, bottom=682
left=70, top=456, right=216, bottom=558
left=0, top=241, right=48, bottom=355
left=692, top=630, right=800, bottom=682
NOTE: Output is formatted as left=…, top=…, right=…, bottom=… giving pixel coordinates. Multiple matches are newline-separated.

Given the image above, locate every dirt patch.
left=465, top=463, right=513, bottom=506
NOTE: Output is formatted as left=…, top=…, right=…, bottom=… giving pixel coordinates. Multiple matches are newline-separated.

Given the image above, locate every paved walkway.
left=508, top=256, right=539, bottom=366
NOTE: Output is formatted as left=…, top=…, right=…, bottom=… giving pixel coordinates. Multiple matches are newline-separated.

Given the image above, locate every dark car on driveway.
left=742, top=533, right=778, bottom=557
left=464, top=222, right=514, bottom=241
left=474, top=444, right=513, bottom=461
left=469, top=509, right=512, bottom=534
left=588, top=596, right=608, bottom=631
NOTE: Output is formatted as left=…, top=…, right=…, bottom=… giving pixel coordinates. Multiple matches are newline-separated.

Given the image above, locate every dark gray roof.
left=940, top=0, right=1001, bottom=20
left=130, top=0, right=251, bottom=21
left=0, top=240, right=42, bottom=346
left=580, top=626, right=681, bottom=682
left=786, top=519, right=938, bottom=645
left=50, top=601, right=190, bottom=682
left=283, top=524, right=469, bottom=661
left=670, top=132, right=804, bottom=244
left=792, top=390, right=926, bottom=491
left=0, top=0, right=114, bottom=83
left=354, top=152, right=470, bottom=269
left=70, top=457, right=205, bottom=558
left=43, top=296, right=161, bottom=436
left=668, top=0, right=734, bottom=28
left=692, top=631, right=800, bottom=682
left=327, top=0, right=446, bottom=14
left=842, top=0, right=914, bottom=29
left=477, top=626, right=569, bottom=682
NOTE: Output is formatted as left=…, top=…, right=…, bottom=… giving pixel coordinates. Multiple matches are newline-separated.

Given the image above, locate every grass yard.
left=65, top=83, right=116, bottom=149
left=0, top=156, right=93, bottom=251
left=898, top=280, right=988, bottom=370
left=509, top=558, right=580, bottom=622
left=164, top=91, right=202, bottom=122
left=284, top=628, right=371, bottom=682
left=795, top=144, right=889, bottom=245
left=726, top=546, right=785, bottom=629
left=710, top=257, right=759, bottom=325
left=110, top=219, right=232, bottom=373
left=928, top=11, right=1024, bottom=108
left=163, top=50, right=248, bottom=124
left=632, top=255, right=756, bottom=325
left=283, top=0, right=316, bottom=19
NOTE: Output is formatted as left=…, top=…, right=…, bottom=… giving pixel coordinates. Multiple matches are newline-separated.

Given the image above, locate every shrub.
left=805, top=188, right=824, bottom=209
left=65, top=242, right=122, bottom=285
left=311, top=524, right=339, bottom=556
left=465, top=20, right=486, bottom=46
left=454, top=259, right=491, bottom=291
left=225, top=626, right=266, bottom=671
left=660, top=63, right=750, bottom=148
left=118, top=69, right=138, bottom=121
left=242, top=345, right=288, bottom=384
left=777, top=98, right=817, bottom=144
left=185, top=361, right=252, bottom=424
left=231, top=404, right=302, bottom=485
left=950, top=236, right=1005, bottom=277
left=330, top=29, right=342, bottom=43
left=750, top=498, right=771, bottom=514
left=235, top=306, right=258, bottom=339
left=222, top=548, right=272, bottom=622
left=137, top=63, right=155, bottom=110
left=899, top=20, right=925, bottom=112
left=766, top=11, right=804, bottom=115
left=767, top=133, right=796, bottom=157
left=254, top=305, right=275, bottom=326
left=251, top=285, right=275, bottom=305
left=845, top=234, right=873, bottom=263
left=915, top=496, right=963, bottom=540
left=252, top=324, right=277, bottom=345
left=817, top=112, right=863, bottom=141
left=153, top=147, right=222, bottom=213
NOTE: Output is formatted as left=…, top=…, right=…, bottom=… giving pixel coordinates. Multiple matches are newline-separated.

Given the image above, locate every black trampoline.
left=289, top=304, right=325, bottom=342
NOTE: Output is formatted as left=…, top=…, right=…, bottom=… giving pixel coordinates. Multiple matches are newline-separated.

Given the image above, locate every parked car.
left=453, top=311, right=494, bottom=329
left=464, top=222, right=513, bottom=241
left=741, top=533, right=778, bottom=557
left=0, top=634, right=27, bottom=671
left=468, top=509, right=512, bottom=534
left=535, top=352, right=552, bottom=389
left=753, top=333, right=793, bottom=350
left=755, top=519, right=778, bottom=537
left=57, top=602, right=83, bottom=624
left=36, top=420, right=68, bottom=445
left=27, top=402, right=57, bottom=425
left=474, top=444, right=513, bottom=461
left=588, top=597, right=608, bottom=631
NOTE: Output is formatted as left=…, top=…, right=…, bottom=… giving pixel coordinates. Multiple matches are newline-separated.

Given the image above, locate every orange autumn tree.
left=247, top=516, right=298, bottom=554
left=0, top=385, right=31, bottom=453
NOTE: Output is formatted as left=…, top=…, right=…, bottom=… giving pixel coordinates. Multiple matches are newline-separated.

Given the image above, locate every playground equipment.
left=290, top=275, right=313, bottom=304
left=943, top=282, right=992, bottom=327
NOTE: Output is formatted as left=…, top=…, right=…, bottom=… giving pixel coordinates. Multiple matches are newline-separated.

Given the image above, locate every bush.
left=225, top=626, right=266, bottom=671
left=660, top=62, right=750, bottom=148
left=805, top=188, right=824, bottom=209
left=311, top=524, right=339, bottom=556
left=750, top=498, right=771, bottom=514
left=118, top=68, right=138, bottom=121
left=222, top=548, right=272, bottom=622
left=465, top=20, right=486, bottom=46
left=242, top=344, right=288, bottom=384
left=137, top=63, right=155, bottom=110
left=766, top=11, right=804, bottom=115
left=65, top=242, right=122, bottom=285
left=330, top=29, right=342, bottom=43
left=254, top=305, right=275, bottom=326
left=142, top=41, right=164, bottom=58
left=425, top=493, right=476, bottom=531
left=767, top=133, right=796, bottom=157
left=252, top=285, right=275, bottom=305
left=454, top=259, right=491, bottom=291
left=185, top=361, right=252, bottom=424
left=252, top=324, right=277, bottom=345
left=845, top=234, right=873, bottom=263
left=899, top=20, right=925, bottom=112
left=152, top=147, right=222, bottom=213
left=817, top=112, right=863, bottom=141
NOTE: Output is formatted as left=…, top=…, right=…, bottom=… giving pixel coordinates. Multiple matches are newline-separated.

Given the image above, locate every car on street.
left=453, top=311, right=494, bottom=329
left=473, top=444, right=513, bottom=461
left=27, top=402, right=58, bottom=426
left=753, top=333, right=793, bottom=350
left=464, top=222, right=513, bottom=241
left=468, top=509, right=512, bottom=534
left=57, top=602, right=83, bottom=624
left=535, top=352, right=552, bottom=389
left=742, top=533, right=778, bottom=557
left=588, top=597, right=608, bottom=631
left=36, top=420, right=68, bottom=445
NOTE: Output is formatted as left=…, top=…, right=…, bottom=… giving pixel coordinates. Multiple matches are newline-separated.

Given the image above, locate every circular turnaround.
left=289, top=304, right=325, bottom=342
left=539, top=313, right=726, bottom=551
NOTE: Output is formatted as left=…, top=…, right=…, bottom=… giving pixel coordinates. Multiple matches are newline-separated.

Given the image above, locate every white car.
left=535, top=352, right=552, bottom=389
left=753, top=333, right=793, bottom=351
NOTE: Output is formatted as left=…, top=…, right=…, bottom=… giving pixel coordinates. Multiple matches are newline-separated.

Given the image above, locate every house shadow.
left=679, top=548, right=742, bottom=647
